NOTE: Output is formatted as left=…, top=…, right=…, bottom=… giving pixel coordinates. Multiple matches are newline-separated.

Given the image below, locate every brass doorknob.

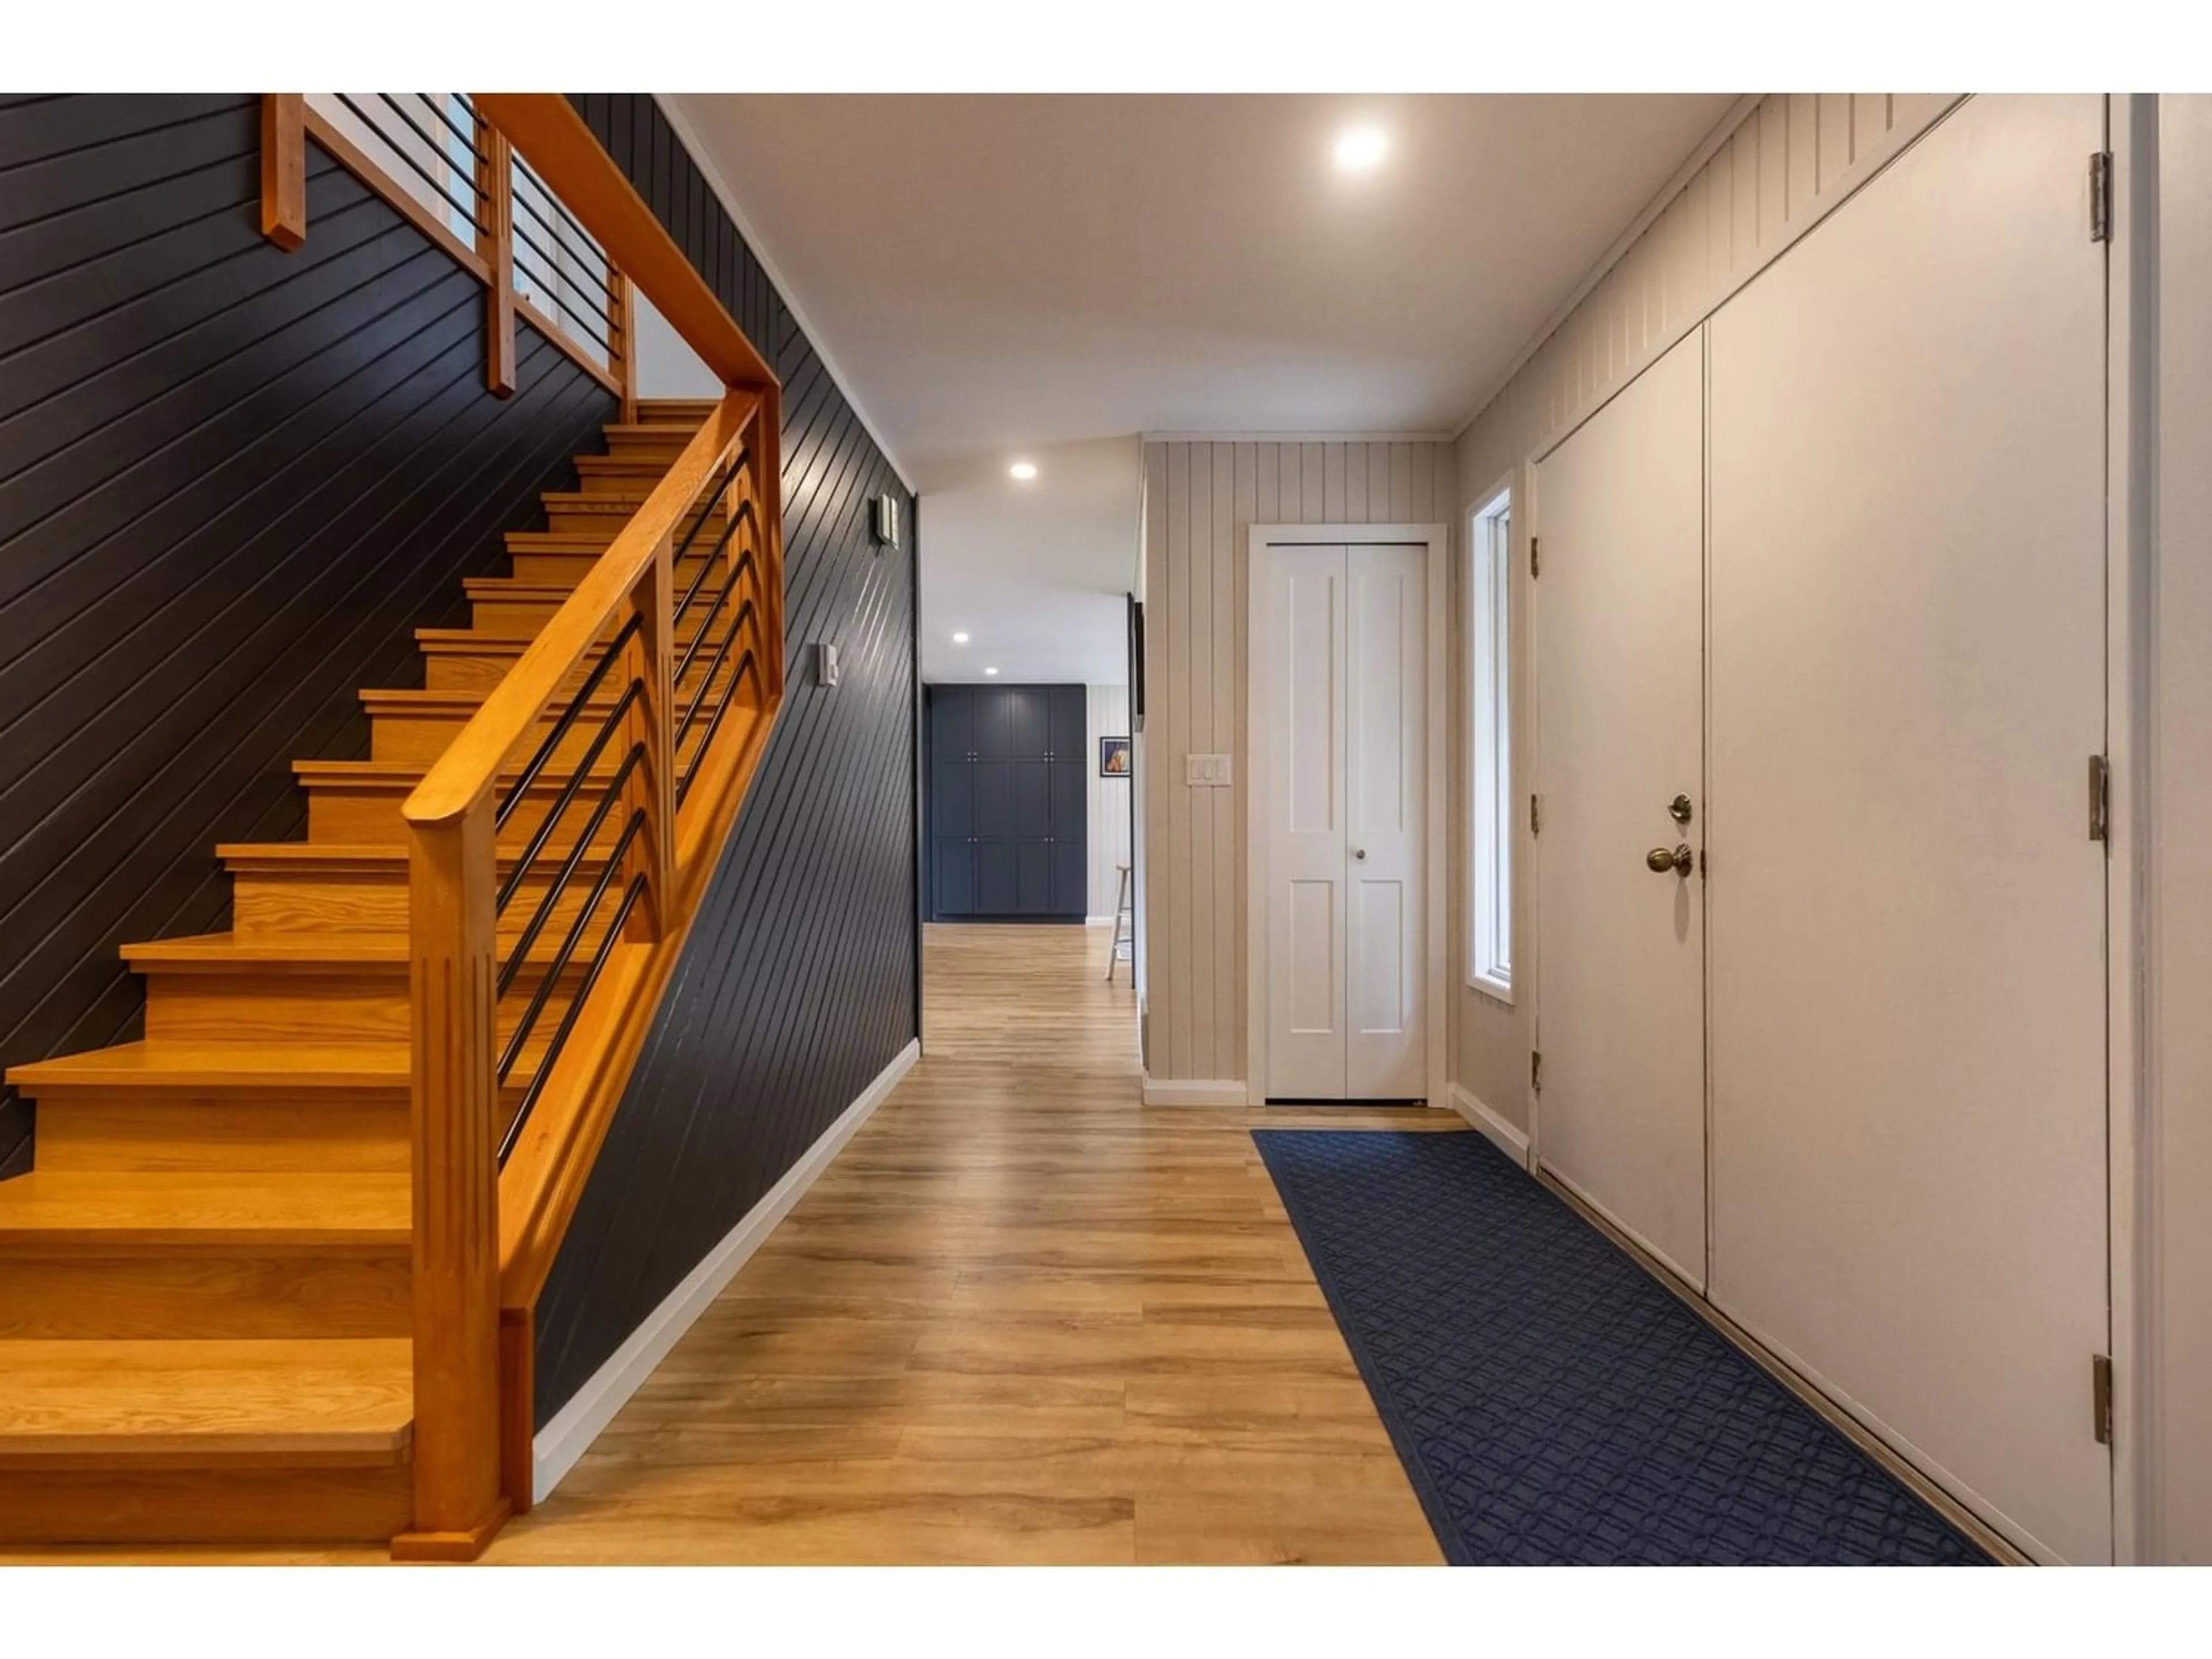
left=1646, top=844, right=1694, bottom=876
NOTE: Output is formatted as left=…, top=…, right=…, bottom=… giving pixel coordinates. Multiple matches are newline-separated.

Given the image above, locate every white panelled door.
left=1532, top=334, right=1709, bottom=1287
left=1263, top=540, right=1429, bottom=1099
left=1706, top=94, right=2110, bottom=1562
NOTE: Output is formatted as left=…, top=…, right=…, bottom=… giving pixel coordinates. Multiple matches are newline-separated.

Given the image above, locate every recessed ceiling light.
left=1333, top=125, right=1389, bottom=174
left=1009, top=461, right=1038, bottom=482
left=984, top=666, right=1000, bottom=676
left=952, top=631, right=970, bottom=645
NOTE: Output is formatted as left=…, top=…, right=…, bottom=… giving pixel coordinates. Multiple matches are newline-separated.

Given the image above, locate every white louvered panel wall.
left=1141, top=439, right=1456, bottom=1085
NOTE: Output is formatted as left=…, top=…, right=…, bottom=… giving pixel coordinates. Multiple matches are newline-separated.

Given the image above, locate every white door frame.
left=1245, top=522, right=1449, bottom=1108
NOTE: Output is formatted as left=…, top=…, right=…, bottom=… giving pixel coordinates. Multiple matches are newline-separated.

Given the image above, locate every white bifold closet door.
left=1707, top=94, right=2111, bottom=1563
left=1532, top=335, right=1709, bottom=1287
left=1264, top=541, right=1428, bottom=1100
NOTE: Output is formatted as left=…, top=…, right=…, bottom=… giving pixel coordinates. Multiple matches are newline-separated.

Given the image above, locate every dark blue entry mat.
left=1252, top=1130, right=1990, bottom=1565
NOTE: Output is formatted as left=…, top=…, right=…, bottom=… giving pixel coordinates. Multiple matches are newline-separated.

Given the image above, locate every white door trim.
left=1246, top=522, right=1449, bottom=1109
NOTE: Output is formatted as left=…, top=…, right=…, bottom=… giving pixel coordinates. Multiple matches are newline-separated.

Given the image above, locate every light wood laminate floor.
left=9, top=923, right=1460, bottom=1564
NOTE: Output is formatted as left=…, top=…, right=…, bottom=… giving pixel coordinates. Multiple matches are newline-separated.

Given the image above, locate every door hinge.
left=1529, top=793, right=1541, bottom=837
left=2090, top=151, right=2114, bottom=243
left=2092, top=1353, right=2114, bottom=1445
left=2089, top=753, right=2110, bottom=843
left=1531, top=1050, right=1543, bottom=1093
left=1530, top=535, right=1541, bottom=579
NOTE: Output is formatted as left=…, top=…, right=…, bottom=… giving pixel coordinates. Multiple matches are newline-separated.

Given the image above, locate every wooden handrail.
left=471, top=94, right=777, bottom=391
left=400, top=391, right=758, bottom=830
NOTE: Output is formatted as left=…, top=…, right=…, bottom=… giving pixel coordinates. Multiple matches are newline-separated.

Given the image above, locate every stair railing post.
left=476, top=112, right=516, bottom=399
left=608, top=268, right=638, bottom=426
left=394, top=797, right=510, bottom=1560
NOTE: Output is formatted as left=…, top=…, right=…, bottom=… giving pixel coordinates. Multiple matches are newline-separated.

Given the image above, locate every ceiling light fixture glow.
left=952, top=631, right=970, bottom=645
left=1333, top=125, right=1389, bottom=174
left=1009, top=460, right=1039, bottom=481
left=984, top=666, right=1000, bottom=676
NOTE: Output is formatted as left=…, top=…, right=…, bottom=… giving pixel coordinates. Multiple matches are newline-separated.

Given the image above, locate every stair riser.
left=33, top=1097, right=408, bottom=1175
left=463, top=593, right=635, bottom=632
left=544, top=500, right=728, bottom=535
left=142, top=971, right=589, bottom=1047
left=301, top=780, right=639, bottom=849
left=0, top=1254, right=410, bottom=1341
left=0, top=1466, right=413, bottom=1544
left=505, top=547, right=730, bottom=582
left=233, top=868, right=620, bottom=941
left=603, top=433, right=692, bottom=459
left=369, top=702, right=718, bottom=771
left=370, top=707, right=621, bottom=768
left=425, top=648, right=728, bottom=696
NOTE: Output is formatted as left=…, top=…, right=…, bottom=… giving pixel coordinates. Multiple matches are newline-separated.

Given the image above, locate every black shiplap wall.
left=0, top=94, right=613, bottom=1175
left=533, top=96, right=920, bottom=1423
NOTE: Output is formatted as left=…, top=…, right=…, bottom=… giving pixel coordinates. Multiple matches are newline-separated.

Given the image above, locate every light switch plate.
left=1185, top=752, right=1233, bottom=787
left=816, top=642, right=839, bottom=687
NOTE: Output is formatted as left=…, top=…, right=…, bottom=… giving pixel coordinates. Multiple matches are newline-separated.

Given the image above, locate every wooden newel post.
left=394, top=799, right=511, bottom=1561
left=260, top=94, right=306, bottom=250
left=476, top=117, right=516, bottom=399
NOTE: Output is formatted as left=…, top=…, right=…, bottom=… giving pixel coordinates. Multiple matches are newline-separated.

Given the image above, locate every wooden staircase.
left=0, top=399, right=759, bottom=1548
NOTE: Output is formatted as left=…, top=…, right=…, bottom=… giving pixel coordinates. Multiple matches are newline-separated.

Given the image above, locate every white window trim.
left=1467, top=480, right=1514, bottom=1003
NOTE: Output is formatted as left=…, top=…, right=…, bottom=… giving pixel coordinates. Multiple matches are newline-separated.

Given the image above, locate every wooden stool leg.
left=1107, top=865, right=1131, bottom=984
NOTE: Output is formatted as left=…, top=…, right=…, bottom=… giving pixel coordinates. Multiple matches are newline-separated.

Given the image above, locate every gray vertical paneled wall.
left=1449, top=92, right=1948, bottom=1130
left=532, top=96, right=919, bottom=1422
left=1139, top=439, right=1456, bottom=1085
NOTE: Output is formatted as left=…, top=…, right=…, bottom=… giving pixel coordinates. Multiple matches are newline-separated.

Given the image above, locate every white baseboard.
left=1085, top=915, right=1113, bottom=926
left=532, top=1037, right=921, bottom=1503
left=1141, top=1075, right=1248, bottom=1108
left=1449, top=1082, right=1531, bottom=1168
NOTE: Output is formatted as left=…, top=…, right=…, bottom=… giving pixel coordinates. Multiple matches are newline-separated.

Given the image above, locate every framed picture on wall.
left=1099, top=736, right=1131, bottom=778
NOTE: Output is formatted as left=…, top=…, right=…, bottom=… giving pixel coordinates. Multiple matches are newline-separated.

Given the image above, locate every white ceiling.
left=664, top=94, right=1736, bottom=685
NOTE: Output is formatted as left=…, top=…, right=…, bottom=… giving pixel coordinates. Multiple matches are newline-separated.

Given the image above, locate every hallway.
left=483, top=923, right=1456, bottom=1563
left=480, top=925, right=1456, bottom=1561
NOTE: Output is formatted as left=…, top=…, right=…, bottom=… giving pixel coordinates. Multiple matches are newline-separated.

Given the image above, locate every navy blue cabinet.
left=928, top=684, right=1088, bottom=920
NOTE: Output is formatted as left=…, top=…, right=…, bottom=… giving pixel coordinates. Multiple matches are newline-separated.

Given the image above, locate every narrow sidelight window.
left=1468, top=485, right=1512, bottom=998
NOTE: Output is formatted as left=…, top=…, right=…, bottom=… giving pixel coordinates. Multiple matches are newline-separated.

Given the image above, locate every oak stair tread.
left=293, top=757, right=624, bottom=789
left=0, top=1172, right=411, bottom=1249
left=6, top=1041, right=408, bottom=1093
left=119, top=931, right=608, bottom=975
left=0, top=1338, right=412, bottom=1465
left=218, top=840, right=618, bottom=866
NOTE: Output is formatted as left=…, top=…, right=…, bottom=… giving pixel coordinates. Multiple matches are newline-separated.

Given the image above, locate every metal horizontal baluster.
left=497, top=805, right=650, bottom=1085
left=513, top=152, right=609, bottom=263
left=495, top=611, right=644, bottom=831
left=677, top=653, right=760, bottom=805
left=498, top=872, right=649, bottom=1168
left=334, top=94, right=487, bottom=230
left=496, top=741, right=649, bottom=998
left=494, top=680, right=644, bottom=914
left=412, top=93, right=486, bottom=169
left=508, top=191, right=618, bottom=306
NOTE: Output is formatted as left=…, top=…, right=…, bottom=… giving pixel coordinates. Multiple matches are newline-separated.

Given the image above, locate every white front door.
left=1706, top=93, right=2111, bottom=1563
left=1263, top=540, right=1429, bottom=1099
left=1532, top=333, right=1709, bottom=1287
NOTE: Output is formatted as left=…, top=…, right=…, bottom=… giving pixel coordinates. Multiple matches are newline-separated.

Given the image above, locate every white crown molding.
left=1141, top=430, right=1457, bottom=445
left=1449, top=93, right=1765, bottom=445
left=652, top=93, right=917, bottom=494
